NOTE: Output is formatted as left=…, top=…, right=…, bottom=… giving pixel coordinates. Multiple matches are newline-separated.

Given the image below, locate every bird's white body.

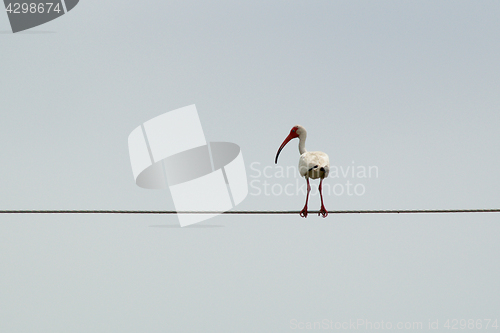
left=299, top=151, right=330, bottom=179
left=295, top=125, right=330, bottom=179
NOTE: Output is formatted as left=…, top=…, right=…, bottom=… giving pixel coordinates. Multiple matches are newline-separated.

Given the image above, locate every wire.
left=0, top=209, right=500, bottom=214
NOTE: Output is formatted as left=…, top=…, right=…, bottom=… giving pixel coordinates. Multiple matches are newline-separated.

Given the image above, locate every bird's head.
left=275, top=125, right=305, bottom=164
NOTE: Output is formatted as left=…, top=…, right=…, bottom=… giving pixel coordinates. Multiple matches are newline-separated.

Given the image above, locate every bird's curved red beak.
left=275, top=132, right=298, bottom=164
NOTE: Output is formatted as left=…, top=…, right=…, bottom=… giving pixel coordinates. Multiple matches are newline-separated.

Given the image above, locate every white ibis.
left=275, top=125, right=330, bottom=218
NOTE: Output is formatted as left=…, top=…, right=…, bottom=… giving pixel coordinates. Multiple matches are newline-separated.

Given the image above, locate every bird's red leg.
left=300, top=178, right=310, bottom=218
left=318, top=178, right=328, bottom=218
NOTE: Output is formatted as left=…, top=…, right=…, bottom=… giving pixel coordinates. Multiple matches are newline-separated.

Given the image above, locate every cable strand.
left=1, top=209, right=500, bottom=214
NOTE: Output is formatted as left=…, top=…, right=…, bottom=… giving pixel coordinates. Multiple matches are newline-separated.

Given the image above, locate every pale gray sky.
left=1, top=1, right=499, bottom=332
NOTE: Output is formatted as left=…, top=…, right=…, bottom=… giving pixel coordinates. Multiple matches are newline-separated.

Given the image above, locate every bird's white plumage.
left=299, top=151, right=330, bottom=179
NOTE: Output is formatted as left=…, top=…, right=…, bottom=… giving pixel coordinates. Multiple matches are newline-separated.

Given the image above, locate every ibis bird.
left=275, top=125, right=329, bottom=218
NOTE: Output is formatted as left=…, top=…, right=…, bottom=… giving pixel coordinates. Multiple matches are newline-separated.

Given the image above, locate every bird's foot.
left=319, top=205, right=328, bottom=218
left=300, top=206, right=308, bottom=218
